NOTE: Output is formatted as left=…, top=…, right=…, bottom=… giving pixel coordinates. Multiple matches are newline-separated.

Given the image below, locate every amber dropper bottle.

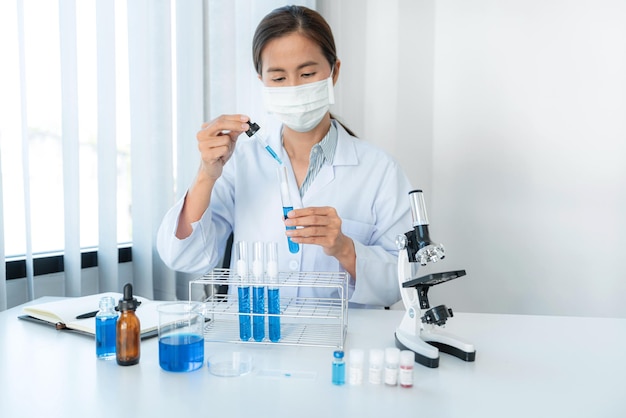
left=116, top=283, right=140, bottom=366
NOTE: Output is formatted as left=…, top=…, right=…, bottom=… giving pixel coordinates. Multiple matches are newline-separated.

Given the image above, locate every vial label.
left=384, top=367, right=398, bottom=386
left=399, top=367, right=414, bottom=388
left=369, top=368, right=382, bottom=385
left=348, top=366, right=363, bottom=385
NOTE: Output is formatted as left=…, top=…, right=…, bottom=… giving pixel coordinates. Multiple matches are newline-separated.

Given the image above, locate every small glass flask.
left=95, top=296, right=117, bottom=359
left=332, top=350, right=346, bottom=385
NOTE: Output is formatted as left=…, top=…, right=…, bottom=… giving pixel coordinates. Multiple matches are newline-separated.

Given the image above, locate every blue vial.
left=332, top=350, right=346, bottom=385
left=95, top=296, right=117, bottom=359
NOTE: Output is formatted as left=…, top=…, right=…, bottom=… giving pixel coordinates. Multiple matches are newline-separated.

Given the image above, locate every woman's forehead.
left=261, top=32, right=328, bottom=73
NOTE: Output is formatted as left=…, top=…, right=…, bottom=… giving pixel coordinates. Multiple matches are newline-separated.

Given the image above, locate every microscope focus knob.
left=395, top=234, right=407, bottom=250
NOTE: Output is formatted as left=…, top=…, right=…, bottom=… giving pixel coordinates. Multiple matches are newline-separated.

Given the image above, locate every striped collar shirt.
left=298, top=122, right=338, bottom=197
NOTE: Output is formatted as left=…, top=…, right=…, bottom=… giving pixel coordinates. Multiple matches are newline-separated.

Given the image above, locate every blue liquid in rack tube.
left=158, top=333, right=204, bottom=372
left=268, top=288, right=281, bottom=342
left=253, top=286, right=265, bottom=342
left=283, top=206, right=300, bottom=253
left=238, top=286, right=251, bottom=341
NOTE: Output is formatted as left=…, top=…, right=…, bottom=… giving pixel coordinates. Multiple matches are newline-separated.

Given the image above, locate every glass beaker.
left=157, top=302, right=205, bottom=372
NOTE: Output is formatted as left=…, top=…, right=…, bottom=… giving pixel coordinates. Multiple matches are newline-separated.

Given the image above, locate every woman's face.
left=259, top=32, right=336, bottom=87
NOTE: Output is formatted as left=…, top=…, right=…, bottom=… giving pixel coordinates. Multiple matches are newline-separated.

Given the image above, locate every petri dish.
left=207, top=351, right=253, bottom=377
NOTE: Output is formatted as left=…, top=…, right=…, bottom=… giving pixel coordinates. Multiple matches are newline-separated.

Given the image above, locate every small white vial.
left=399, top=350, right=415, bottom=388
left=348, top=349, right=364, bottom=385
left=384, top=347, right=401, bottom=386
left=368, top=349, right=384, bottom=384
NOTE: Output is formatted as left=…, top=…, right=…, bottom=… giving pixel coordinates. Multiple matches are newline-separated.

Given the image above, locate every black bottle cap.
left=118, top=283, right=139, bottom=312
left=245, top=121, right=260, bottom=137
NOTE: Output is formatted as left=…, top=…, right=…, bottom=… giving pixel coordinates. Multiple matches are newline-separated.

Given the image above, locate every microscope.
left=394, top=190, right=476, bottom=368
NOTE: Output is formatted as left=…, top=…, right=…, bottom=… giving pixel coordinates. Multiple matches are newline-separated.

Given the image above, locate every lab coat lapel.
left=303, top=127, right=358, bottom=199
left=304, top=164, right=334, bottom=198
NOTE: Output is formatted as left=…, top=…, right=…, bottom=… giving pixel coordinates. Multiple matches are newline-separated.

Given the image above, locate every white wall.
left=431, top=0, right=626, bottom=318
left=322, top=0, right=626, bottom=317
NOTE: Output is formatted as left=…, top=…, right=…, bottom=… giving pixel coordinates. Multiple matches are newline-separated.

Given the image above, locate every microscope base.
left=395, top=327, right=477, bottom=368
left=395, top=332, right=439, bottom=368
left=427, top=341, right=476, bottom=362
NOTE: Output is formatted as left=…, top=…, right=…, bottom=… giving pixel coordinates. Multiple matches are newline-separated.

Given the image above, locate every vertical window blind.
left=0, top=0, right=314, bottom=311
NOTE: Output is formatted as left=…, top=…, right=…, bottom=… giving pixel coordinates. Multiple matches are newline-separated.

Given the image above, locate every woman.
left=157, top=5, right=413, bottom=307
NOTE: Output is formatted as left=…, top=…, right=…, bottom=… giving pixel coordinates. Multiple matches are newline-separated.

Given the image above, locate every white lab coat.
left=156, top=120, right=413, bottom=307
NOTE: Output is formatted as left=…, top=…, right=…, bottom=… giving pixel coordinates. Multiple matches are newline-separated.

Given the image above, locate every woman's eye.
left=301, top=72, right=316, bottom=78
left=271, top=76, right=286, bottom=82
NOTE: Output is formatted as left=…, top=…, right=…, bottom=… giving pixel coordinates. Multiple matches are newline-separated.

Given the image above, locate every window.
left=0, top=0, right=315, bottom=306
left=0, top=0, right=132, bottom=259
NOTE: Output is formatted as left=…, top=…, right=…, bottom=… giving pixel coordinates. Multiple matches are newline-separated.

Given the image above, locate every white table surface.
left=1, top=297, right=625, bottom=418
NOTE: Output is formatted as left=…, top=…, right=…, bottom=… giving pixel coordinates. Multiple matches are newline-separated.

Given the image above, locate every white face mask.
left=262, top=75, right=335, bottom=132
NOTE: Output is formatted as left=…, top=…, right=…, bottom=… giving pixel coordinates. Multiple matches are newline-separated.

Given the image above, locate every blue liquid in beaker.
left=158, top=333, right=204, bottom=372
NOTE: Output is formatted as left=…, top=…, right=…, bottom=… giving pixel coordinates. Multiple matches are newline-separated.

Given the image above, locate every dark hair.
left=252, top=5, right=357, bottom=137
left=253, top=5, right=337, bottom=76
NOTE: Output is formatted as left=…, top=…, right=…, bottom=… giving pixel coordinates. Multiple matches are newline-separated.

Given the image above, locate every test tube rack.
left=189, top=268, right=348, bottom=349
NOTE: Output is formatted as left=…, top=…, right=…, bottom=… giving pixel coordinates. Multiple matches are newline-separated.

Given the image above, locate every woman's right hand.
left=176, top=114, right=249, bottom=239
left=196, top=114, right=250, bottom=180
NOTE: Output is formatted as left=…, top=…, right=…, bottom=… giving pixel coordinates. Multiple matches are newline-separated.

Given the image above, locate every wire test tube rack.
left=189, top=268, right=348, bottom=349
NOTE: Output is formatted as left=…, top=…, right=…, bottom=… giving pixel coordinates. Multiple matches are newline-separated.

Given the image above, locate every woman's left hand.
left=285, top=207, right=356, bottom=277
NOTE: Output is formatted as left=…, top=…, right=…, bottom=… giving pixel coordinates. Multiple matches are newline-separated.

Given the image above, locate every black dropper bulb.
left=245, top=121, right=260, bottom=137
left=118, top=283, right=139, bottom=312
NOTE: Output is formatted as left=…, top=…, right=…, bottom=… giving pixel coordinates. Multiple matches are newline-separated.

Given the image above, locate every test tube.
left=252, top=241, right=266, bottom=342
left=245, top=121, right=283, bottom=165
left=266, top=242, right=281, bottom=342
left=278, top=166, right=300, bottom=254
left=235, top=241, right=251, bottom=341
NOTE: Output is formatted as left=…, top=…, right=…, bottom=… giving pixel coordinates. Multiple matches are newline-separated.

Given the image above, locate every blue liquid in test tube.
left=268, top=288, right=281, bottom=342
left=253, top=286, right=265, bottom=341
left=279, top=166, right=300, bottom=254
left=235, top=242, right=251, bottom=341
left=283, top=206, right=300, bottom=254
left=252, top=241, right=266, bottom=342
left=266, top=242, right=281, bottom=342
left=238, top=287, right=251, bottom=341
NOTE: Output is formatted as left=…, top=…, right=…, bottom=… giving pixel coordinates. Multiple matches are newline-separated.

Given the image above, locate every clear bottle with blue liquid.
left=332, top=350, right=346, bottom=385
left=95, top=296, right=118, bottom=359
